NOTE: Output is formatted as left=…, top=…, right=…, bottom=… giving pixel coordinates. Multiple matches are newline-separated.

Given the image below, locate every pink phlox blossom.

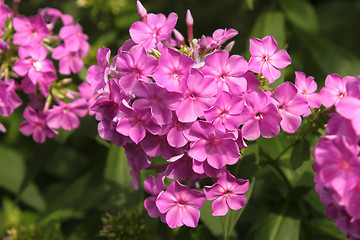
left=152, top=47, right=194, bottom=92
left=20, top=73, right=56, bottom=97
left=0, top=39, right=10, bottom=52
left=313, top=136, right=360, bottom=197
left=46, top=99, right=88, bottom=130
left=186, top=120, right=241, bottom=169
left=156, top=180, right=205, bottom=228
left=166, top=153, right=206, bottom=180
left=59, top=23, right=88, bottom=52
left=274, top=82, right=308, bottom=133
left=0, top=2, right=12, bottom=36
left=239, top=90, right=282, bottom=140
left=129, top=12, right=178, bottom=52
left=336, top=80, right=360, bottom=135
left=115, top=99, right=161, bottom=144
left=133, top=82, right=182, bottom=125
left=248, top=35, right=291, bottom=83
left=242, top=72, right=260, bottom=93
left=140, top=133, right=182, bottom=159
left=201, top=50, right=248, bottom=95
left=78, top=82, right=96, bottom=115
left=116, top=45, right=157, bottom=94
left=204, top=91, right=244, bottom=132
left=326, top=114, right=358, bottom=141
left=176, top=69, right=218, bottom=123
left=52, top=42, right=88, bottom=75
left=19, top=106, right=57, bottom=143
left=205, top=28, right=238, bottom=50
left=166, top=113, right=193, bottom=148
left=124, top=143, right=152, bottom=190
left=13, top=14, right=50, bottom=46
left=0, top=121, right=5, bottom=133
left=86, top=46, right=112, bottom=93
left=38, top=7, right=73, bottom=30
left=319, top=73, right=356, bottom=107
left=294, top=71, right=321, bottom=116
left=92, top=78, right=127, bottom=121
left=13, top=46, right=55, bottom=85
left=144, top=174, right=165, bottom=218
left=0, top=78, right=22, bottom=116
left=192, top=158, right=227, bottom=178
left=204, top=170, right=249, bottom=216
left=98, top=118, right=130, bottom=147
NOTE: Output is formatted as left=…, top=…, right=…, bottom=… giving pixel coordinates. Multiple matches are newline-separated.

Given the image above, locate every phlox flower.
left=144, top=174, right=165, bottom=218
left=165, top=113, right=193, bottom=148
left=204, top=170, right=249, bottom=216
left=140, top=133, right=182, bottom=159
left=239, top=90, right=282, bottom=140
left=59, top=23, right=88, bottom=52
left=156, top=180, right=205, bottom=228
left=129, top=12, right=178, bottom=52
left=319, top=73, right=356, bottom=107
left=97, top=118, right=130, bottom=147
left=152, top=47, right=194, bottom=92
left=13, top=14, right=50, bottom=46
left=115, top=99, right=161, bottom=144
left=294, top=71, right=321, bottom=116
left=201, top=50, right=248, bottom=95
left=336, top=96, right=360, bottom=136
left=205, top=28, right=238, bottom=50
left=133, top=82, right=182, bottom=125
left=116, top=45, right=157, bottom=94
left=274, top=82, right=308, bottom=133
left=176, top=69, right=218, bottom=123
left=19, top=107, right=57, bottom=143
left=186, top=121, right=241, bottom=169
left=0, top=79, right=22, bottom=117
left=0, top=2, right=12, bottom=36
left=86, top=47, right=111, bottom=92
left=46, top=99, right=88, bottom=130
left=248, top=35, right=291, bottom=83
left=20, top=73, right=56, bottom=97
left=13, top=46, right=55, bottom=85
left=52, top=43, right=88, bottom=75
left=124, top=143, right=152, bottom=190
left=165, top=153, right=205, bottom=180
left=204, top=91, right=244, bottom=132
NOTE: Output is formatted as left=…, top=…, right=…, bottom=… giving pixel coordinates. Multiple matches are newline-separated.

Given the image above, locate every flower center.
left=255, top=112, right=263, bottom=120
left=220, top=74, right=227, bottom=81
left=172, top=71, right=180, bottom=79
left=178, top=200, right=186, bottom=206
left=32, top=61, right=42, bottom=72
left=190, top=92, right=198, bottom=99
left=338, top=92, right=345, bottom=98
left=263, top=56, right=269, bottom=62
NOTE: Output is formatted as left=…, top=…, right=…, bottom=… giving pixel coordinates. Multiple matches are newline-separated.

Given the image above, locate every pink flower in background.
left=116, top=45, right=157, bottom=94
left=59, top=23, right=88, bottom=52
left=144, top=174, right=165, bottom=219
left=19, top=107, right=57, bottom=143
left=13, top=14, right=50, bottom=46
left=294, top=71, right=321, bottom=116
left=0, top=79, right=22, bottom=117
left=86, top=47, right=111, bottom=92
left=204, top=171, right=249, bottom=216
left=0, top=3, right=12, bottom=36
left=176, top=69, right=218, bottom=123
left=46, top=99, right=88, bottom=130
left=239, top=90, right=282, bottom=140
left=201, top=50, right=248, bottom=95
left=152, top=47, right=194, bottom=92
left=156, top=180, right=205, bottom=228
left=336, top=96, right=360, bottom=136
left=320, top=74, right=356, bottom=107
left=129, top=12, right=178, bottom=52
left=248, top=35, right=291, bottom=83
left=52, top=43, right=88, bottom=75
left=13, top=46, right=55, bottom=85
left=205, top=28, right=238, bottom=50
left=274, top=82, right=308, bottom=133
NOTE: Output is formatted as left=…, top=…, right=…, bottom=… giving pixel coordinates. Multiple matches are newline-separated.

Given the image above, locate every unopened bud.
left=186, top=9, right=194, bottom=43
left=137, top=1, right=147, bottom=23
left=224, top=41, right=235, bottom=52
left=173, top=29, right=185, bottom=46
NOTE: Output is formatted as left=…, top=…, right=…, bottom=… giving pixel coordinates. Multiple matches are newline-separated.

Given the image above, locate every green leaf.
left=245, top=0, right=254, bottom=10
left=304, top=218, right=347, bottom=240
left=0, top=146, right=25, bottom=193
left=249, top=10, right=286, bottom=48
left=279, top=0, right=318, bottom=33
left=39, top=209, right=83, bottom=226
left=104, top=144, right=131, bottom=186
left=19, top=183, right=46, bottom=212
left=290, top=139, right=310, bottom=169
left=254, top=201, right=301, bottom=240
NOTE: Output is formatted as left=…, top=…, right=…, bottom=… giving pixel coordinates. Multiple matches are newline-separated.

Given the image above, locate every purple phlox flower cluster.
left=313, top=77, right=360, bottom=239
left=0, top=2, right=91, bottom=142
left=86, top=1, right=324, bottom=229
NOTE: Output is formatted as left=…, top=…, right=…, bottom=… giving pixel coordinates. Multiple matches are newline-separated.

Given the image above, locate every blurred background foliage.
left=0, top=0, right=359, bottom=239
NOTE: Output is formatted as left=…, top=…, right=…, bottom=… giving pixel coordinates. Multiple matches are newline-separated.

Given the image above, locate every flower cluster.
left=86, top=1, right=324, bottom=229
left=313, top=74, right=360, bottom=239
left=0, top=1, right=92, bottom=142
